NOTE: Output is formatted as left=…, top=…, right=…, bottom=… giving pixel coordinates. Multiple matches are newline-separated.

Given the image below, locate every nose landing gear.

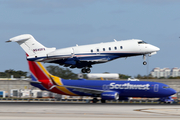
left=143, top=55, right=147, bottom=65
left=143, top=61, right=147, bottom=65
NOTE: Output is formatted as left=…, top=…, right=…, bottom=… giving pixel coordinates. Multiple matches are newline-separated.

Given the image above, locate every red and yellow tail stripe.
left=28, top=60, right=77, bottom=96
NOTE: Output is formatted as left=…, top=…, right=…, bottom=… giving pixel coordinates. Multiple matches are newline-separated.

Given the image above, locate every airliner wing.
left=55, top=85, right=108, bottom=95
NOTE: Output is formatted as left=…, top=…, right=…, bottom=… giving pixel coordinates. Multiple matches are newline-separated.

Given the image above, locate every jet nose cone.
left=154, top=46, right=160, bottom=52
left=148, top=44, right=160, bottom=52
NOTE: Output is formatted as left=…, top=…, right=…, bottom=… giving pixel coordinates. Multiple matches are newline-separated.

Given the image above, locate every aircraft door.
left=154, top=84, right=159, bottom=92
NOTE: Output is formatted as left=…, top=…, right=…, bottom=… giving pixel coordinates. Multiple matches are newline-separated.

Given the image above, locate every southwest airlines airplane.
left=7, top=34, right=160, bottom=73
left=27, top=60, right=175, bottom=103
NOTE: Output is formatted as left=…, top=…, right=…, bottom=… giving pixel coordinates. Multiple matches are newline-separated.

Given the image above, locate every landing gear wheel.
left=81, top=68, right=86, bottom=73
left=86, top=68, right=91, bottom=73
left=92, top=98, right=99, bottom=103
left=81, top=68, right=91, bottom=73
left=101, top=99, right=106, bottom=103
left=143, top=61, right=147, bottom=65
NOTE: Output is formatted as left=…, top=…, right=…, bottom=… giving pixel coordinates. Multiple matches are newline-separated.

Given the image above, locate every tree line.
left=0, top=65, right=78, bottom=79
left=0, top=65, right=180, bottom=79
left=0, top=69, right=28, bottom=78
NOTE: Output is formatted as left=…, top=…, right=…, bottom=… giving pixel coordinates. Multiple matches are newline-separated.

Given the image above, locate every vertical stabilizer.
left=7, top=34, right=56, bottom=56
left=28, top=60, right=74, bottom=95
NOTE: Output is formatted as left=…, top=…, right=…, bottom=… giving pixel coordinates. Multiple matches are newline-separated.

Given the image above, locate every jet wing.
left=79, top=57, right=110, bottom=63
left=80, top=59, right=108, bottom=63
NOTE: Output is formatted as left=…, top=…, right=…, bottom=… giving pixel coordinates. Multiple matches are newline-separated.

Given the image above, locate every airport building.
left=151, top=67, right=180, bottom=78
left=0, top=78, right=65, bottom=99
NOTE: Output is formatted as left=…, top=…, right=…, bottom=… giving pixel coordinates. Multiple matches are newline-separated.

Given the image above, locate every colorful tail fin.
left=28, top=60, right=54, bottom=90
left=28, top=60, right=76, bottom=95
left=7, top=34, right=56, bottom=56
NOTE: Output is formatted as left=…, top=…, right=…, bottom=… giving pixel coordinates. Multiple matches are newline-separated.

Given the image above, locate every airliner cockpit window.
left=138, top=41, right=147, bottom=44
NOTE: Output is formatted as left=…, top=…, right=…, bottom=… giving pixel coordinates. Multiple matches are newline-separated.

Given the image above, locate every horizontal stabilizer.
left=19, top=79, right=41, bottom=84
left=7, top=34, right=31, bottom=42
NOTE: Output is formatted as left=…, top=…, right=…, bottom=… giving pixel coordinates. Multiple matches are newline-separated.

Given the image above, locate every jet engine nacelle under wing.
left=101, top=91, right=119, bottom=100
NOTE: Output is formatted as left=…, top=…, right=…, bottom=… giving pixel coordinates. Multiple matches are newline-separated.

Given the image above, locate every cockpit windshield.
left=138, top=41, right=147, bottom=44
left=163, top=86, right=170, bottom=89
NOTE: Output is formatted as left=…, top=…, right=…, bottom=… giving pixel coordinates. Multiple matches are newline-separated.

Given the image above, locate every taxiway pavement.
left=0, top=102, right=179, bottom=120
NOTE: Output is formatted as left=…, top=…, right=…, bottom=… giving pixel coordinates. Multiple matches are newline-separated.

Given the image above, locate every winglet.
left=114, top=39, right=117, bottom=42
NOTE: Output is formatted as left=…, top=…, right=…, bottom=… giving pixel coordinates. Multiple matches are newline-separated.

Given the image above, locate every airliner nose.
left=169, top=88, right=176, bottom=96
left=171, top=89, right=176, bottom=95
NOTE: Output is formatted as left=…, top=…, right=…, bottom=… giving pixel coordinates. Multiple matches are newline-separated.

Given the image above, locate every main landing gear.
left=81, top=67, right=91, bottom=73
left=143, top=55, right=147, bottom=65
left=92, top=98, right=99, bottom=103
left=89, top=98, right=106, bottom=103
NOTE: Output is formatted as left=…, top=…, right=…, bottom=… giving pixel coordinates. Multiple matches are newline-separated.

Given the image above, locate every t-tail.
left=7, top=34, right=56, bottom=58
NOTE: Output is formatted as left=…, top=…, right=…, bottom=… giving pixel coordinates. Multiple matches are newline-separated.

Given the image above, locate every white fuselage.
left=46, top=39, right=159, bottom=59
left=8, top=34, right=160, bottom=71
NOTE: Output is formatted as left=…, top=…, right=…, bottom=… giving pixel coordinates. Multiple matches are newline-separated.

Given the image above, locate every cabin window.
left=97, top=49, right=99, bottom=52
left=114, top=47, right=117, bottom=50
left=109, top=47, right=111, bottom=51
left=103, top=48, right=105, bottom=51
left=120, top=46, right=123, bottom=49
left=91, top=49, right=93, bottom=52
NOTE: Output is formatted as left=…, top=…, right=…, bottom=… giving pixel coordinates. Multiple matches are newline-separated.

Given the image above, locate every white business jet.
left=7, top=34, right=160, bottom=73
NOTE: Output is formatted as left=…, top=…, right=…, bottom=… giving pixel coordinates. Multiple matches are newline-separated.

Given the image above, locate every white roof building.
left=151, top=68, right=161, bottom=78
left=164, top=68, right=171, bottom=78
left=151, top=67, right=180, bottom=78
left=171, top=67, right=179, bottom=77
